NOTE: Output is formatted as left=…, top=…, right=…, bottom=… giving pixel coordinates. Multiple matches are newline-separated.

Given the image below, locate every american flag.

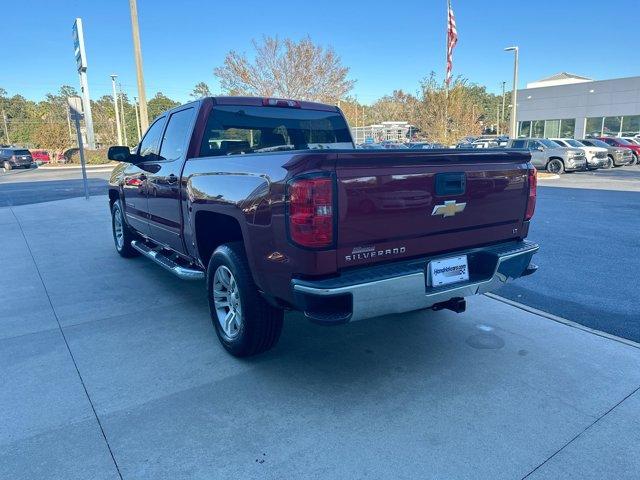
left=446, top=0, right=458, bottom=87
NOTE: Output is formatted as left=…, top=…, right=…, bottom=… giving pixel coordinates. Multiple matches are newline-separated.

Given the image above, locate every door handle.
left=167, top=174, right=178, bottom=184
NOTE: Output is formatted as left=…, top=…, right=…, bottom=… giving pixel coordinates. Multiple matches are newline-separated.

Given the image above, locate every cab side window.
left=159, top=108, right=195, bottom=162
left=511, top=140, right=526, bottom=149
left=138, top=117, right=166, bottom=161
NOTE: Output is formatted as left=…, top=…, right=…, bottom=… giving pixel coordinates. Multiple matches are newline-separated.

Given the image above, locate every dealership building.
left=516, top=73, right=640, bottom=139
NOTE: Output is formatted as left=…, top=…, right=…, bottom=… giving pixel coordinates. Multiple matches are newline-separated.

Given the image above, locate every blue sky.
left=3, top=0, right=639, bottom=104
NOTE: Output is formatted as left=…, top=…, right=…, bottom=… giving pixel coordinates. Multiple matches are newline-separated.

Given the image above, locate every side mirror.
left=536, top=146, right=544, bottom=152
left=108, top=146, right=139, bottom=163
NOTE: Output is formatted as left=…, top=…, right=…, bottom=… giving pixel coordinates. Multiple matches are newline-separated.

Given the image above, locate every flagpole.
left=444, top=0, right=450, bottom=144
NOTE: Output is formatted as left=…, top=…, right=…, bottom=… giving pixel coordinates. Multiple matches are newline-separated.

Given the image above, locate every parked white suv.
left=550, top=138, right=607, bottom=170
left=507, top=138, right=588, bottom=174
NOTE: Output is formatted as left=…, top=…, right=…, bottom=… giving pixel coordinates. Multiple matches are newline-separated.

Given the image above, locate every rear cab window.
left=199, top=105, right=353, bottom=157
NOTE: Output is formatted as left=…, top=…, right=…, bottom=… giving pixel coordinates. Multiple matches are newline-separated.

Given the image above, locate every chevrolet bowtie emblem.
left=431, top=200, right=467, bottom=217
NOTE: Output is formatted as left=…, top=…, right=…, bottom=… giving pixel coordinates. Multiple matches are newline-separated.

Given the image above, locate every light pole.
left=504, top=46, right=519, bottom=138
left=133, top=96, right=141, bottom=142
left=129, top=0, right=149, bottom=131
left=118, top=83, right=128, bottom=146
left=500, top=81, right=506, bottom=136
left=110, top=75, right=123, bottom=145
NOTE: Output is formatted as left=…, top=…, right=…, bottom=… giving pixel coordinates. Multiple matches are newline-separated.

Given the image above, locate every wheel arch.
left=194, top=210, right=246, bottom=269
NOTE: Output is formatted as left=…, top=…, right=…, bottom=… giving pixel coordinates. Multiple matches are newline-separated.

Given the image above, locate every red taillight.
left=288, top=177, right=334, bottom=248
left=262, top=98, right=301, bottom=108
left=525, top=167, right=537, bottom=221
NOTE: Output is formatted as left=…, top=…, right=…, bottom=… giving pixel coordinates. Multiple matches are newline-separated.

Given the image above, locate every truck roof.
left=207, top=96, right=340, bottom=112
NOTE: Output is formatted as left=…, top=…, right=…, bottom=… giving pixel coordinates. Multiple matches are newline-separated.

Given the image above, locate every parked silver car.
left=578, top=139, right=633, bottom=168
left=507, top=138, right=587, bottom=174
left=550, top=138, right=607, bottom=170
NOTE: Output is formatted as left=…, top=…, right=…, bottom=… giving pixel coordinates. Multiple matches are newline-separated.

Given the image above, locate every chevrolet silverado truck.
left=107, top=96, right=539, bottom=357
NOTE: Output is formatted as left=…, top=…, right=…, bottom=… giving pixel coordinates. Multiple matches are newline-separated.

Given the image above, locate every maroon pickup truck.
left=107, top=96, right=538, bottom=357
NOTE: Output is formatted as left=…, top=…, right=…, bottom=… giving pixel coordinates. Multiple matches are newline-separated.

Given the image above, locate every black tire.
left=207, top=242, right=283, bottom=357
left=547, top=158, right=564, bottom=174
left=111, top=201, right=140, bottom=258
left=3, top=161, right=11, bottom=172
left=605, top=156, right=614, bottom=169
left=632, top=153, right=639, bottom=166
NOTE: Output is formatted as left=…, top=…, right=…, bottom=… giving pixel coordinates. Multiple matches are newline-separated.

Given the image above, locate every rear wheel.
left=207, top=242, right=283, bottom=357
left=632, top=153, right=639, bottom=166
left=547, top=159, right=564, bottom=174
left=111, top=201, right=140, bottom=258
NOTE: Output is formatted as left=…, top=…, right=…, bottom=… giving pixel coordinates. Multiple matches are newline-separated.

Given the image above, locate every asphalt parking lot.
left=0, top=166, right=112, bottom=207
left=2, top=193, right=640, bottom=479
left=499, top=166, right=640, bottom=342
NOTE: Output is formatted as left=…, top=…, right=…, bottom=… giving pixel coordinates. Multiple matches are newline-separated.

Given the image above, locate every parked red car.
left=30, top=150, right=51, bottom=163
left=596, top=137, right=640, bottom=165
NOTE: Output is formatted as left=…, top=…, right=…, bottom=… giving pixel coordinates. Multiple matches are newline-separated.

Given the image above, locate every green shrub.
left=67, top=148, right=112, bottom=165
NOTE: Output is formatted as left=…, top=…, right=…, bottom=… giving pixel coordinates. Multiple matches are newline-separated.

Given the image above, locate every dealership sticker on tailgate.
left=429, top=255, right=469, bottom=287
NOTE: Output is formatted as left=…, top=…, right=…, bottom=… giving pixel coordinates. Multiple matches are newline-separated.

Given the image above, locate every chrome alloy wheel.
left=213, top=265, right=243, bottom=339
left=113, top=206, right=125, bottom=250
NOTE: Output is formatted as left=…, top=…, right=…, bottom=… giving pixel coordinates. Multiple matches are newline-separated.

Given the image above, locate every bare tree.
left=214, top=36, right=354, bottom=103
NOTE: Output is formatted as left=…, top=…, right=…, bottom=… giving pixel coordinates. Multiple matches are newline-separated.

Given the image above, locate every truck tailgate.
left=335, top=150, right=531, bottom=269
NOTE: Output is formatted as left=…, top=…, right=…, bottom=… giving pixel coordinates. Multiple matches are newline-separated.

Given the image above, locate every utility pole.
left=1, top=109, right=9, bottom=144
left=496, top=105, right=500, bottom=135
left=129, top=0, right=149, bottom=131
left=133, top=96, right=141, bottom=142
left=110, top=75, right=123, bottom=145
left=500, top=81, right=506, bottom=136
left=504, top=46, right=519, bottom=138
left=118, top=83, right=128, bottom=146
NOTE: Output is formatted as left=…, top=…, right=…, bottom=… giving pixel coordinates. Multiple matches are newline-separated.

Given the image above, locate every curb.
left=537, top=173, right=560, bottom=180
left=485, top=293, right=640, bottom=350
left=39, top=164, right=116, bottom=170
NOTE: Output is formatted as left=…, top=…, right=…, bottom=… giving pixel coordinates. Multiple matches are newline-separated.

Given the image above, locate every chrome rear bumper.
left=292, top=240, right=539, bottom=324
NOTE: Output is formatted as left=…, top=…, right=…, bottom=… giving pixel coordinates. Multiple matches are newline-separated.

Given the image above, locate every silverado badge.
left=431, top=200, right=467, bottom=218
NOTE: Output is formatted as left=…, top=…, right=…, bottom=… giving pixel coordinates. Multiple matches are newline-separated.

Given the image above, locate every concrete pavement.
left=1, top=196, right=639, bottom=479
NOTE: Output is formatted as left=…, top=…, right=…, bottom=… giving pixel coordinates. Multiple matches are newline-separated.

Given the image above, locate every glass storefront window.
left=585, top=117, right=603, bottom=137
left=544, top=119, right=560, bottom=138
left=560, top=119, right=575, bottom=138
left=603, top=116, right=622, bottom=136
left=518, top=121, right=531, bottom=137
left=621, top=115, right=640, bottom=136
left=531, top=120, right=544, bottom=138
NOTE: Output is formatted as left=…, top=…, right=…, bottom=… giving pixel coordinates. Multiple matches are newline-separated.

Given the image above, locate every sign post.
left=68, top=97, right=90, bottom=200
left=72, top=18, right=96, bottom=149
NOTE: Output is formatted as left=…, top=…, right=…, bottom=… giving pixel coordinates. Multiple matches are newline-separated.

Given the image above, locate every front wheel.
left=3, top=161, right=11, bottom=172
left=207, top=242, right=283, bottom=357
left=632, top=153, right=639, bottom=166
left=605, top=156, right=614, bottom=169
left=547, top=159, right=564, bottom=174
left=111, top=201, right=140, bottom=258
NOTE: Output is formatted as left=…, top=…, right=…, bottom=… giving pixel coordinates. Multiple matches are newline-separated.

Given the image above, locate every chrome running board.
left=131, top=240, right=204, bottom=281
